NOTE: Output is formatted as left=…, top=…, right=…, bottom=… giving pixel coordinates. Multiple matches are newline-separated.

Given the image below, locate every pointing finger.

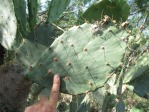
left=49, top=74, right=60, bottom=108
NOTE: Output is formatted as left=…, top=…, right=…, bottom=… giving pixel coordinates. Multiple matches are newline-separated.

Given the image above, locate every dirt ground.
left=0, top=62, right=32, bottom=112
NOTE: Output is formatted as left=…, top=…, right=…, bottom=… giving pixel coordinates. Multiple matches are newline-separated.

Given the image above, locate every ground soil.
left=0, top=62, right=32, bottom=112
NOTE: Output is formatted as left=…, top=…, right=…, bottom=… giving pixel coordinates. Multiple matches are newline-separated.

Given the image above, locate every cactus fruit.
left=47, top=0, right=71, bottom=22
left=0, top=0, right=17, bottom=50
left=25, top=19, right=130, bottom=95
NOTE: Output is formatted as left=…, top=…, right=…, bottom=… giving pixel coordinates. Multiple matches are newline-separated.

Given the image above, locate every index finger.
left=49, top=74, right=60, bottom=107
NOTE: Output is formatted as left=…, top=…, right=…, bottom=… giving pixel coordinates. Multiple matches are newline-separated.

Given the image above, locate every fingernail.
left=54, top=74, right=59, bottom=81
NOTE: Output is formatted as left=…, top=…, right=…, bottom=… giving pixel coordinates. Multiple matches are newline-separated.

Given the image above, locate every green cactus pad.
left=27, top=0, right=39, bottom=30
left=0, top=0, right=17, bottom=50
left=13, top=0, right=27, bottom=37
left=123, top=52, right=149, bottom=83
left=47, top=0, right=71, bottom=22
left=26, top=21, right=129, bottom=95
left=78, top=0, right=130, bottom=23
left=126, top=69, right=149, bottom=99
left=15, top=23, right=55, bottom=70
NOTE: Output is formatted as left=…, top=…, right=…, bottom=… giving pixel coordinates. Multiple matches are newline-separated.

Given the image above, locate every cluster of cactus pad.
left=0, top=0, right=149, bottom=111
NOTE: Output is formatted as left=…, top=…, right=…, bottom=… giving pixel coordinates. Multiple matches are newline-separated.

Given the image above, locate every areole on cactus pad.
left=25, top=19, right=130, bottom=95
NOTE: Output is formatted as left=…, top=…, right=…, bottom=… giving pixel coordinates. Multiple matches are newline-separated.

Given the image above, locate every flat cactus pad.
left=26, top=21, right=129, bottom=95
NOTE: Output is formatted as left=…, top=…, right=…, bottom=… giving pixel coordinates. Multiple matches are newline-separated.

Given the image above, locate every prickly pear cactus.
left=25, top=19, right=129, bottom=95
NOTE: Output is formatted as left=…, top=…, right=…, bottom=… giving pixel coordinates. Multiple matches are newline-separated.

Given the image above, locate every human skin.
left=24, top=74, right=60, bottom=112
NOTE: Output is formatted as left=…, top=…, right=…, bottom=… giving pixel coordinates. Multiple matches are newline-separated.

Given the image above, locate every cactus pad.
left=78, top=0, right=130, bottom=23
left=15, top=23, right=55, bottom=70
left=47, top=0, right=71, bottom=22
left=26, top=21, right=129, bottom=95
left=13, top=0, right=27, bottom=37
left=0, top=0, right=17, bottom=50
left=123, top=52, right=149, bottom=83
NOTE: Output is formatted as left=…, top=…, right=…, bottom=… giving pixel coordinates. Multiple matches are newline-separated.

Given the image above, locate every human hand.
left=24, top=74, right=60, bottom=112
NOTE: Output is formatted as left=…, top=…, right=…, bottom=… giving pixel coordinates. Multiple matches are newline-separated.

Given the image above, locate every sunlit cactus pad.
left=0, top=0, right=17, bottom=50
left=26, top=21, right=129, bottom=95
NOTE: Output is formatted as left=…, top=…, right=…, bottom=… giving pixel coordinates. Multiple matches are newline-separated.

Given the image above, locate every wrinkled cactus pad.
left=25, top=21, right=129, bottom=95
